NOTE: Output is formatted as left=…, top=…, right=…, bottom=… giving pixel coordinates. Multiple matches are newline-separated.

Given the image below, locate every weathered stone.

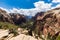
left=9, top=34, right=37, bottom=40
left=0, top=29, right=9, bottom=39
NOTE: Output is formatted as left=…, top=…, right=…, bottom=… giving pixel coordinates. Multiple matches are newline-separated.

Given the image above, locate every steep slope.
left=30, top=7, right=60, bottom=40
left=0, top=9, right=12, bottom=22
left=0, top=9, right=26, bottom=25
left=9, top=13, right=26, bottom=25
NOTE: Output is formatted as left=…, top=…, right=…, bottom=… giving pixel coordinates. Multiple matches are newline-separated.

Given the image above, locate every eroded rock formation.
left=31, top=7, right=60, bottom=39
left=0, top=9, right=26, bottom=25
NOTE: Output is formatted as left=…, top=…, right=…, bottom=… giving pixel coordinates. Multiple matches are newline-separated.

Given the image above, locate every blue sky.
left=0, top=0, right=39, bottom=9
left=0, top=0, right=60, bottom=16
left=0, top=0, right=54, bottom=9
left=0, top=0, right=59, bottom=9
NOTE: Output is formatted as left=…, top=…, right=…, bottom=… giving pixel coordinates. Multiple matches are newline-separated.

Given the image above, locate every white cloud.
left=56, top=4, right=60, bottom=7
left=34, top=1, right=52, bottom=11
left=52, top=0, right=60, bottom=3
left=10, top=8, right=41, bottom=16
left=9, top=1, right=52, bottom=16
left=51, top=4, right=60, bottom=9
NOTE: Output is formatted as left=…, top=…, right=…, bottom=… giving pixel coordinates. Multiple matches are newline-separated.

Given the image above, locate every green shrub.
left=0, top=22, right=18, bottom=36
left=56, top=35, right=60, bottom=40
left=0, top=22, right=18, bottom=29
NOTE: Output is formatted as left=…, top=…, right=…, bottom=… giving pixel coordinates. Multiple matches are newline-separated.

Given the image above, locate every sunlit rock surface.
left=0, top=29, right=9, bottom=39
left=9, top=34, right=37, bottom=40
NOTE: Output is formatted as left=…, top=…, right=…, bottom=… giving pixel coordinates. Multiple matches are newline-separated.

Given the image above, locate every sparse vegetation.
left=56, top=35, right=60, bottom=40
left=19, top=19, right=34, bottom=30
left=0, top=22, right=18, bottom=29
left=0, top=22, right=18, bottom=36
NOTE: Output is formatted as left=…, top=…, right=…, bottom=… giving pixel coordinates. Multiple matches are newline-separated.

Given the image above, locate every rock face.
left=9, top=13, right=26, bottom=25
left=32, top=7, right=60, bottom=38
left=0, top=9, right=26, bottom=25
left=9, top=34, right=37, bottom=40
left=0, top=29, right=38, bottom=40
left=0, top=29, right=9, bottom=39
left=0, top=9, right=11, bottom=22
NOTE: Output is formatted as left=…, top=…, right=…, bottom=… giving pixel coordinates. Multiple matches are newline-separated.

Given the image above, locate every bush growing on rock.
left=0, top=22, right=18, bottom=36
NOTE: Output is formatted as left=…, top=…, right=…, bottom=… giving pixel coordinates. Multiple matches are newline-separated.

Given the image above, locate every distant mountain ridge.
left=0, top=9, right=26, bottom=25
left=0, top=7, right=60, bottom=25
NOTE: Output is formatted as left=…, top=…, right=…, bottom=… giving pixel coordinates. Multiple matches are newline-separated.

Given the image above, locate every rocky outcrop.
left=0, top=29, right=9, bottom=40
left=0, top=9, right=12, bottom=22
left=0, top=9, right=26, bottom=25
left=31, top=7, right=60, bottom=39
left=9, top=13, right=26, bottom=25
left=9, top=34, right=37, bottom=40
left=0, top=29, right=38, bottom=40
